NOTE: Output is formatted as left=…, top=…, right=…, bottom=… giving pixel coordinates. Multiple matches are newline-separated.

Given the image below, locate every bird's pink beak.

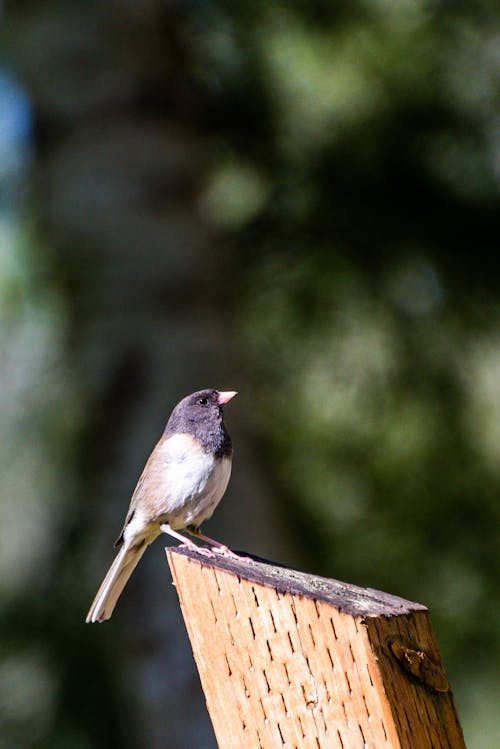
left=217, top=390, right=238, bottom=406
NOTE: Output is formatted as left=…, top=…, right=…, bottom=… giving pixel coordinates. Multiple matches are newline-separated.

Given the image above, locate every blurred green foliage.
left=1, top=0, right=499, bottom=747
left=197, top=1, right=500, bottom=744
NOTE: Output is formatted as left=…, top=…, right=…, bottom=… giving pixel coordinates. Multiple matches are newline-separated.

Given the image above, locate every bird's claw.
left=211, top=545, right=241, bottom=559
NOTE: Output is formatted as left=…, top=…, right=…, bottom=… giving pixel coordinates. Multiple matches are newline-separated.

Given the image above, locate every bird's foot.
left=210, top=544, right=241, bottom=559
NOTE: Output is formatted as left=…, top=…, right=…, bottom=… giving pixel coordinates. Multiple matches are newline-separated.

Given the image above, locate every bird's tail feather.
left=86, top=541, right=147, bottom=623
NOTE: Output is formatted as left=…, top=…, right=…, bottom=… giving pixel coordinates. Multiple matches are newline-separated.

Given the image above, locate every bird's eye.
left=198, top=397, right=209, bottom=406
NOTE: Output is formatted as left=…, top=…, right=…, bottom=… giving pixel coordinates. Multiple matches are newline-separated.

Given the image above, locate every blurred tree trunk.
left=6, top=2, right=289, bottom=747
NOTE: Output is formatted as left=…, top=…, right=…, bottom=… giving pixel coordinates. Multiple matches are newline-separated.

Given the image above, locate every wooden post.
left=166, top=547, right=466, bottom=749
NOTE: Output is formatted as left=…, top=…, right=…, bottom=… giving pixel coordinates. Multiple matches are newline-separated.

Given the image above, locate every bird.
left=86, top=388, right=237, bottom=623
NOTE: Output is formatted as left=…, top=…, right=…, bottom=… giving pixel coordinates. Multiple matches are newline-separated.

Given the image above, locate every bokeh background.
left=1, top=1, right=499, bottom=747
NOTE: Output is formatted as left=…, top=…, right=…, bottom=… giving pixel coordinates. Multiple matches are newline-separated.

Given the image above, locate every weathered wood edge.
left=166, top=545, right=427, bottom=618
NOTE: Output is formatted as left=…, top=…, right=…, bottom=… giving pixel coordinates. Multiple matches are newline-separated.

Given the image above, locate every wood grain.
left=167, top=547, right=466, bottom=749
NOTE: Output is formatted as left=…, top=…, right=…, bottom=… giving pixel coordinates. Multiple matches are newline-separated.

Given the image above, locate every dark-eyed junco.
left=86, top=388, right=237, bottom=623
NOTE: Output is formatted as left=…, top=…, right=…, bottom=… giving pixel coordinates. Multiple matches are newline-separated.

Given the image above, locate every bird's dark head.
left=165, top=389, right=237, bottom=455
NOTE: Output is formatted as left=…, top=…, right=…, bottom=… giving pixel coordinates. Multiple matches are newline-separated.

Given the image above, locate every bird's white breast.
left=154, top=433, right=232, bottom=529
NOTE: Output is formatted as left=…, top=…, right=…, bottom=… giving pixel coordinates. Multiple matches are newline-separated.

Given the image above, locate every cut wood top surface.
left=167, top=545, right=428, bottom=618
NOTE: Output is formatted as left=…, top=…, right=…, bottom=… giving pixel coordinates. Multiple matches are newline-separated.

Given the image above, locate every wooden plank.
left=167, top=547, right=466, bottom=749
